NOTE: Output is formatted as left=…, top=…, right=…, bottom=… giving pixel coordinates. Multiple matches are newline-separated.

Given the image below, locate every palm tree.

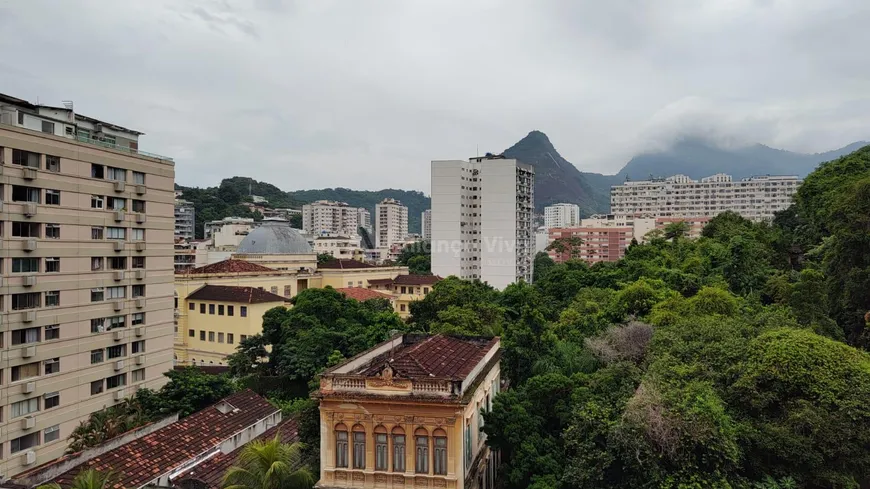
left=37, top=469, right=114, bottom=489
left=223, top=438, right=313, bottom=489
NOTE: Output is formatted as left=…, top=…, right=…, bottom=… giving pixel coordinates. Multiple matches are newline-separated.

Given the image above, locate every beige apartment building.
left=0, top=94, right=175, bottom=476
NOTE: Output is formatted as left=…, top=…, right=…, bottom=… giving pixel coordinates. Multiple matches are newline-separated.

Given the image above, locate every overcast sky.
left=1, top=0, right=867, bottom=193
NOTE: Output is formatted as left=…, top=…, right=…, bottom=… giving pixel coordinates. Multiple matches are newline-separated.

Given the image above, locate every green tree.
left=316, top=253, right=334, bottom=264
left=546, top=236, right=584, bottom=261
left=37, top=469, right=114, bottom=489
left=140, top=367, right=235, bottom=418
left=663, top=220, right=690, bottom=240
left=406, top=254, right=431, bottom=275
left=533, top=251, right=556, bottom=282
left=288, top=213, right=302, bottom=229
left=66, top=399, right=151, bottom=453
left=222, top=438, right=314, bottom=489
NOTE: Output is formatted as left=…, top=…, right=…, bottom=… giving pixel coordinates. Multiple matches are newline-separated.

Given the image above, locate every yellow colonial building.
left=316, top=334, right=501, bottom=489
left=181, top=284, right=288, bottom=365
left=368, top=275, right=443, bottom=317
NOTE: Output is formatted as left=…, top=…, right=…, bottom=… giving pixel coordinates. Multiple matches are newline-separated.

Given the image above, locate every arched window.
left=415, top=428, right=429, bottom=474
left=433, top=428, right=447, bottom=475
left=335, top=423, right=348, bottom=468
left=392, top=426, right=406, bottom=472
left=374, top=425, right=388, bottom=471
left=352, top=424, right=366, bottom=469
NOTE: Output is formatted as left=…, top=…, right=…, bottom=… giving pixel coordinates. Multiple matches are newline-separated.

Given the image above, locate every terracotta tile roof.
left=352, top=335, right=498, bottom=380
left=367, top=278, right=394, bottom=286
left=336, top=288, right=393, bottom=302
left=184, top=259, right=275, bottom=275
left=175, top=418, right=300, bottom=489
left=51, top=390, right=279, bottom=489
left=392, top=274, right=442, bottom=286
left=317, top=259, right=376, bottom=270
left=187, top=285, right=288, bottom=304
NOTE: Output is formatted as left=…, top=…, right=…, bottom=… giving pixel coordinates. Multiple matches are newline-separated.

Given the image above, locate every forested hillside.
left=225, top=146, right=870, bottom=488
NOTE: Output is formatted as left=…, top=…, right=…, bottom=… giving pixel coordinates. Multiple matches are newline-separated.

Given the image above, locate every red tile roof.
left=317, top=259, right=376, bottom=270
left=187, top=285, right=288, bottom=304
left=368, top=274, right=442, bottom=287
left=183, top=259, right=275, bottom=275
left=51, top=390, right=279, bottom=489
left=352, top=335, right=498, bottom=380
left=175, top=418, right=300, bottom=489
left=336, top=288, right=393, bottom=302
left=367, top=278, right=394, bottom=286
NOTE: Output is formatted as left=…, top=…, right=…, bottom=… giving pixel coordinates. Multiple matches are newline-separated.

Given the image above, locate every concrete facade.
left=303, top=201, right=359, bottom=236
left=375, top=199, right=408, bottom=249
left=543, top=203, right=580, bottom=229
left=421, top=209, right=432, bottom=241
left=0, top=106, right=174, bottom=476
left=173, top=200, right=195, bottom=240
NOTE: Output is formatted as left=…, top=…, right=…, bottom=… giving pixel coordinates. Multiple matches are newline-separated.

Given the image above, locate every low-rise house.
left=367, top=275, right=442, bottom=317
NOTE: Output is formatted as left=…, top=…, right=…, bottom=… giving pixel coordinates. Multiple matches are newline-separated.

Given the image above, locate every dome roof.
left=237, top=219, right=313, bottom=254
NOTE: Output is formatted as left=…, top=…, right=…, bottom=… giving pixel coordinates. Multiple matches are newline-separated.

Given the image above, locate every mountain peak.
left=511, top=130, right=555, bottom=151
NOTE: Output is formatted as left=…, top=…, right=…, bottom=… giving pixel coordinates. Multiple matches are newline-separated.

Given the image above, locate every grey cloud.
left=0, top=0, right=867, bottom=192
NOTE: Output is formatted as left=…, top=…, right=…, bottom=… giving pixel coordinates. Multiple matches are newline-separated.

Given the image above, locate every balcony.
left=74, top=134, right=173, bottom=161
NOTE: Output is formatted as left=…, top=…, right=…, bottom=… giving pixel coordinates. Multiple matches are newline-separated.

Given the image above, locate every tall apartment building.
left=421, top=209, right=432, bottom=240
left=610, top=173, right=801, bottom=221
left=302, top=200, right=359, bottom=236
left=544, top=203, right=580, bottom=228
left=174, top=199, right=195, bottom=240
left=431, top=156, right=534, bottom=289
left=357, top=208, right=371, bottom=234
left=375, top=198, right=408, bottom=249
left=0, top=93, right=175, bottom=475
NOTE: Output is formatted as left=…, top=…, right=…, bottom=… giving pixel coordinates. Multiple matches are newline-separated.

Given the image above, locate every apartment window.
left=45, top=291, right=60, bottom=307
left=41, top=120, right=55, bottom=134
left=132, top=200, right=145, bottom=213
left=107, top=373, right=126, bottom=389
left=415, top=431, right=429, bottom=474
left=241, top=335, right=248, bottom=342
left=91, top=318, right=106, bottom=333
left=44, top=392, right=60, bottom=410
left=218, top=305, right=224, bottom=316
left=375, top=431, right=388, bottom=471
left=90, top=380, right=104, bottom=395
left=335, top=426, right=348, bottom=468
left=227, top=333, right=234, bottom=344
left=188, top=329, right=195, bottom=338
left=393, top=428, right=406, bottom=472
left=44, top=425, right=60, bottom=443
left=132, top=340, right=145, bottom=354
left=133, top=171, right=145, bottom=185
left=45, top=257, right=59, bottom=272
left=11, top=432, right=40, bottom=454
left=423, top=287, right=429, bottom=294
left=132, top=228, right=144, bottom=241
left=270, top=286, right=279, bottom=295
left=108, top=316, right=125, bottom=330
left=199, top=303, right=206, bottom=314
left=132, top=256, right=145, bottom=268
left=45, top=224, right=60, bottom=239
left=92, top=227, right=104, bottom=240
left=45, top=189, right=60, bottom=205
left=91, top=195, right=105, bottom=209
left=107, top=227, right=125, bottom=240
left=12, top=258, right=39, bottom=273
left=91, top=349, right=104, bottom=364
left=227, top=305, right=234, bottom=316
left=91, top=288, right=105, bottom=302
left=11, top=398, right=39, bottom=419
left=45, top=324, right=59, bottom=340
left=187, top=302, right=195, bottom=312
left=433, top=432, right=447, bottom=475
left=11, top=327, right=40, bottom=345
left=106, top=167, right=126, bottom=182
left=12, top=186, right=40, bottom=203
left=12, top=149, right=39, bottom=168
left=107, top=345, right=126, bottom=359
left=108, top=197, right=127, bottom=211
left=200, top=331, right=205, bottom=341
left=241, top=306, right=247, bottom=317
left=12, top=293, right=40, bottom=310
left=91, top=257, right=104, bottom=271
left=107, top=286, right=125, bottom=299
left=400, top=304, right=406, bottom=312
left=132, top=313, right=145, bottom=326
left=132, top=368, right=145, bottom=382
left=12, top=362, right=39, bottom=382
left=45, top=155, right=60, bottom=172
left=208, top=331, right=215, bottom=342
left=109, top=256, right=126, bottom=270
left=44, top=357, right=60, bottom=374
left=12, top=222, right=39, bottom=237
left=209, top=304, right=215, bottom=315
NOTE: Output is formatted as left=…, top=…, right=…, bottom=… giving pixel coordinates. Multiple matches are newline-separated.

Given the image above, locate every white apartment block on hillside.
left=356, top=207, right=371, bottom=233
left=0, top=93, right=175, bottom=474
left=375, top=198, right=408, bottom=249
left=431, top=155, right=534, bottom=289
left=421, top=209, right=432, bottom=240
left=174, top=200, right=195, bottom=240
left=610, top=173, right=801, bottom=221
left=544, top=203, right=580, bottom=228
left=301, top=200, right=359, bottom=236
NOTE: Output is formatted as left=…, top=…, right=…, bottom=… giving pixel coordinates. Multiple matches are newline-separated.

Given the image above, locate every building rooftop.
left=187, top=285, right=288, bottom=304
left=335, top=288, right=394, bottom=302
left=175, top=418, right=300, bottom=489
left=368, top=274, right=442, bottom=287
left=182, top=259, right=275, bottom=275
left=47, top=390, right=278, bottom=489
left=317, top=259, right=376, bottom=270
left=237, top=220, right=313, bottom=255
